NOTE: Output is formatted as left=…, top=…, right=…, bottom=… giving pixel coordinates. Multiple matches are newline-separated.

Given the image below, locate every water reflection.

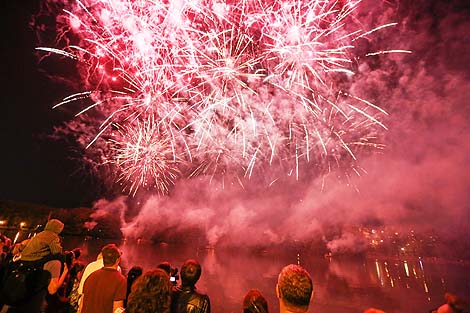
left=63, top=237, right=469, bottom=313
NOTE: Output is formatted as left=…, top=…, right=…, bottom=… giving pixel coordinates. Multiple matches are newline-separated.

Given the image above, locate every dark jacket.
left=171, top=286, right=210, bottom=313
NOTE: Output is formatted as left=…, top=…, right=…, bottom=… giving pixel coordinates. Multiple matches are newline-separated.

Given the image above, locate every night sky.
left=1, top=0, right=470, bottom=220
left=1, top=0, right=99, bottom=207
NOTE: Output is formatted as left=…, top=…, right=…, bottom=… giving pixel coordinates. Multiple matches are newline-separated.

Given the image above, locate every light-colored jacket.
left=20, top=219, right=64, bottom=261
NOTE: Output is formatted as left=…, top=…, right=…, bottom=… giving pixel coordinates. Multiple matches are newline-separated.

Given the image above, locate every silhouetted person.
left=276, top=264, right=313, bottom=313
left=127, top=269, right=172, bottom=313
left=71, top=248, right=82, bottom=262
left=20, top=219, right=64, bottom=261
left=243, top=289, right=269, bottom=313
left=0, top=220, right=69, bottom=313
left=171, top=259, right=210, bottom=313
left=67, top=261, right=86, bottom=313
left=79, top=244, right=126, bottom=313
left=125, top=266, right=143, bottom=307
left=158, top=261, right=178, bottom=286
left=430, top=293, right=469, bottom=313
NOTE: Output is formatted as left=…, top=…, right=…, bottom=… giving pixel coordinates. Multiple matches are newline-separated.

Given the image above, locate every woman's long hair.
left=126, top=268, right=172, bottom=313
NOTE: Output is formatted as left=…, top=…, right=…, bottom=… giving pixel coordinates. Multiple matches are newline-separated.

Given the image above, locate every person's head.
left=70, top=261, right=86, bottom=280
left=180, top=259, right=201, bottom=287
left=44, top=219, right=64, bottom=234
left=276, top=264, right=313, bottom=313
left=127, top=266, right=143, bottom=284
left=243, top=289, right=269, bottom=313
left=158, top=261, right=179, bottom=283
left=65, top=250, right=75, bottom=268
left=157, top=261, right=172, bottom=275
left=438, top=292, right=468, bottom=313
left=101, top=244, right=121, bottom=267
left=126, top=269, right=172, bottom=313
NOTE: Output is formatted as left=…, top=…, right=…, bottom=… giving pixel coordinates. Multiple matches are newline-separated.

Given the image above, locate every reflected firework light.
left=37, top=0, right=407, bottom=194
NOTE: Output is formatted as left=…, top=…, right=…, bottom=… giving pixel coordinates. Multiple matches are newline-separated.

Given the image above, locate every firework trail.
left=37, top=0, right=408, bottom=194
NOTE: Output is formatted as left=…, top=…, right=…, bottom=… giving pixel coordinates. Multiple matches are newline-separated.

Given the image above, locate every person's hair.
left=101, top=244, right=121, bottom=266
left=128, top=266, right=143, bottom=283
left=243, top=289, right=269, bottom=313
left=157, top=261, right=172, bottom=275
left=70, top=261, right=85, bottom=279
left=127, top=266, right=144, bottom=298
left=445, top=292, right=468, bottom=313
left=126, top=269, right=171, bottom=313
left=65, top=250, right=75, bottom=268
left=67, top=261, right=86, bottom=295
left=180, top=259, right=201, bottom=287
left=277, top=264, right=313, bottom=309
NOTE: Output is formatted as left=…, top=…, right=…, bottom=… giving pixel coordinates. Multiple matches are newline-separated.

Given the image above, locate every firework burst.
left=37, top=0, right=408, bottom=194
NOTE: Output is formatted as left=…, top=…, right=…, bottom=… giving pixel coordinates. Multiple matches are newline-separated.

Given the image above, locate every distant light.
left=0, top=220, right=6, bottom=225
left=20, top=222, right=27, bottom=228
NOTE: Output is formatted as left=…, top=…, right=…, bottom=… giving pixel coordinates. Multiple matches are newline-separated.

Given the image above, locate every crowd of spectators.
left=0, top=219, right=468, bottom=313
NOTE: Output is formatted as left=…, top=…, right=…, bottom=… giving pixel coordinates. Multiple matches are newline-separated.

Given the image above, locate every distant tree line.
left=0, top=200, right=122, bottom=239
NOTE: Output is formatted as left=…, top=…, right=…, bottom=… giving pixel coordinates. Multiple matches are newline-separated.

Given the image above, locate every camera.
left=157, top=261, right=179, bottom=284
left=170, top=267, right=179, bottom=284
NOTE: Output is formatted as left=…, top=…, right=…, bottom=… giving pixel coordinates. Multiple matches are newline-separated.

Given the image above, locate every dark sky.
left=1, top=0, right=98, bottom=207
left=1, top=0, right=469, bottom=217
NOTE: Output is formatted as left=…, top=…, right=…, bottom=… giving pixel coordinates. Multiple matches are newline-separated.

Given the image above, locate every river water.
left=61, top=236, right=469, bottom=313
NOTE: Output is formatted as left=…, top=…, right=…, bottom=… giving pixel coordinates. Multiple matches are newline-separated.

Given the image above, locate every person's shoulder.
left=43, top=259, right=61, bottom=267
left=117, top=270, right=127, bottom=281
left=43, top=259, right=62, bottom=277
left=100, top=267, right=125, bottom=279
left=84, top=259, right=103, bottom=272
left=87, top=267, right=106, bottom=278
left=192, top=290, right=210, bottom=302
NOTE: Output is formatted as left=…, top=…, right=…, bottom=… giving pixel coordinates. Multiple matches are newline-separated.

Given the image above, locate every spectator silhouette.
left=430, top=293, right=469, bottom=313
left=243, top=289, right=269, bottom=313
left=276, top=264, right=313, bottom=313
left=20, top=219, right=64, bottom=261
left=125, top=266, right=143, bottom=307
left=171, top=259, right=210, bottom=313
left=67, top=261, right=86, bottom=313
left=78, top=244, right=126, bottom=313
left=126, top=269, right=172, bottom=313
left=0, top=220, right=68, bottom=313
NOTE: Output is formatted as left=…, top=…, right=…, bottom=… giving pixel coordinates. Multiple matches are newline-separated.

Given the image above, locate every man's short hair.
left=101, top=244, right=121, bottom=267
left=180, top=259, right=201, bottom=287
left=277, top=264, right=313, bottom=309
